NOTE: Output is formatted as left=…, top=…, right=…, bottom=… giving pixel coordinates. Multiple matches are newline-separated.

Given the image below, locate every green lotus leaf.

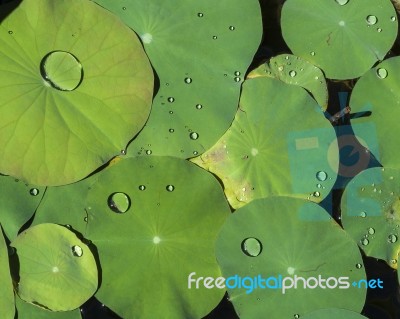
left=191, top=76, right=338, bottom=208
left=0, top=175, right=45, bottom=240
left=349, top=56, right=400, bottom=168
left=0, top=0, right=153, bottom=186
left=281, top=0, right=398, bottom=79
left=0, top=225, right=15, bottom=319
left=216, top=197, right=367, bottom=319
left=11, top=223, right=98, bottom=311
left=93, top=0, right=262, bottom=158
left=302, top=308, right=369, bottom=319
left=248, top=54, right=328, bottom=110
left=341, top=167, right=400, bottom=269
left=15, top=295, right=81, bottom=319
left=85, top=156, right=230, bottom=319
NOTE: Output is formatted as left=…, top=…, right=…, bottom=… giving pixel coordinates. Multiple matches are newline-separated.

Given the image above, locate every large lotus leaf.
left=0, top=175, right=45, bottom=240
left=15, top=296, right=81, bottom=319
left=93, top=0, right=262, bottom=158
left=341, top=167, right=400, bottom=269
left=0, top=0, right=153, bottom=186
left=191, top=77, right=338, bottom=209
left=350, top=56, right=400, bottom=168
left=216, top=197, right=366, bottom=319
left=302, top=308, right=369, bottom=319
left=11, top=223, right=98, bottom=311
left=0, top=225, right=15, bottom=319
left=248, top=54, right=328, bottom=110
left=85, top=156, right=230, bottom=319
left=281, top=0, right=398, bottom=79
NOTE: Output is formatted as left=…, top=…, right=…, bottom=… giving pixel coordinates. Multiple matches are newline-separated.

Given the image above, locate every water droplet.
left=241, top=238, right=262, bottom=257
left=40, top=51, right=83, bottom=91
left=310, top=51, right=315, bottom=56
left=29, top=188, right=39, bottom=196
left=190, top=132, right=199, bottom=140
left=391, top=16, right=396, bottom=22
left=169, top=111, right=173, bottom=114
left=335, top=0, right=349, bottom=5
left=377, top=27, right=382, bottom=32
left=360, top=211, right=367, bottom=218
left=233, top=77, right=241, bottom=82
left=107, top=192, right=130, bottom=213
left=212, top=35, right=218, bottom=40
left=313, top=191, right=321, bottom=197
left=195, top=104, right=203, bottom=110
left=289, top=70, right=297, bottom=77
left=66, top=224, right=72, bottom=229
left=167, top=97, right=175, bottom=103
left=314, top=76, right=319, bottom=80
left=316, top=171, right=328, bottom=181
left=366, top=15, right=378, bottom=25
left=356, top=263, right=362, bottom=269
left=121, top=149, right=126, bottom=155
left=138, top=185, right=146, bottom=191
left=388, top=234, right=398, bottom=243
left=361, top=187, right=365, bottom=191
left=141, top=33, right=153, bottom=44
left=197, top=12, right=204, bottom=17
left=8, top=30, right=13, bottom=34
left=153, top=236, right=161, bottom=244
left=234, top=71, right=241, bottom=76
left=285, top=56, right=289, bottom=60
left=166, top=185, right=175, bottom=192
left=368, top=227, right=375, bottom=235
left=184, top=77, right=192, bottom=84
left=294, top=314, right=300, bottom=319
left=391, top=259, right=397, bottom=264
left=278, top=66, right=284, bottom=71
left=169, top=128, right=175, bottom=133
left=72, top=245, right=83, bottom=257
left=122, top=6, right=126, bottom=10
left=193, top=151, right=198, bottom=155
left=361, top=238, right=369, bottom=246
left=146, top=149, right=152, bottom=155
left=229, top=26, right=235, bottom=31
left=84, top=217, right=88, bottom=222
left=317, top=184, right=322, bottom=188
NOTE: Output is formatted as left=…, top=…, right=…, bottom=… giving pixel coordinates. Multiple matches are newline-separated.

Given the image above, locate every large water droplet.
left=29, top=188, right=39, bottom=196
left=388, top=234, right=398, bottom=243
left=360, top=211, right=367, bottom=218
left=166, top=185, right=175, bottom=192
left=313, top=191, right=321, bottom=197
left=366, top=15, right=378, bottom=25
left=40, top=51, right=83, bottom=91
left=316, top=171, right=328, bottom=181
left=190, top=132, right=199, bottom=140
left=72, top=245, right=83, bottom=257
left=107, top=192, right=130, bottom=213
left=377, top=67, right=388, bottom=79
left=367, top=227, right=375, bottom=235
left=335, top=0, right=349, bottom=5
left=241, top=238, right=262, bottom=257
left=289, top=70, right=297, bottom=77
left=184, top=77, right=192, bottom=84
left=361, top=238, right=369, bottom=246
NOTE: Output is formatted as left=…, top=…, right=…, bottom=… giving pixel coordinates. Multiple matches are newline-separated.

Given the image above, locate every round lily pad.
left=0, top=0, right=153, bottom=186
left=15, top=295, right=81, bottom=319
left=281, top=0, right=398, bottom=79
left=216, top=197, right=366, bottom=319
left=248, top=54, right=328, bottom=110
left=191, top=76, right=338, bottom=208
left=0, top=225, right=15, bottom=319
left=94, top=0, right=262, bottom=158
left=11, top=223, right=98, bottom=311
left=350, top=56, right=400, bottom=168
left=302, top=308, right=369, bottom=319
left=0, top=175, right=45, bottom=240
left=341, top=167, right=400, bottom=269
left=85, top=156, right=230, bottom=319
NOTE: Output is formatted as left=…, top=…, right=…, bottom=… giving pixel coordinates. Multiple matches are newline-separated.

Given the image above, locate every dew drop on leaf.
left=29, top=188, right=39, bottom=196
left=241, top=238, right=262, bottom=257
left=138, top=185, right=146, bottom=191
left=335, top=0, right=349, bottom=5
left=167, top=97, right=175, bottom=103
left=316, top=171, right=328, bottom=181
left=107, top=192, right=130, bottom=213
left=388, top=234, right=398, bottom=243
left=289, top=70, right=297, bottom=77
left=360, top=211, right=367, bottom=218
left=190, top=132, right=199, bottom=140
left=367, top=227, right=375, bottom=235
left=166, top=185, right=175, bottom=192
left=195, top=104, right=203, bottom=110
left=361, top=238, right=369, bottom=246
left=355, top=263, right=362, bottom=269
left=184, top=77, right=192, bottom=84
left=366, top=15, right=378, bottom=25
left=72, top=245, right=83, bottom=257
